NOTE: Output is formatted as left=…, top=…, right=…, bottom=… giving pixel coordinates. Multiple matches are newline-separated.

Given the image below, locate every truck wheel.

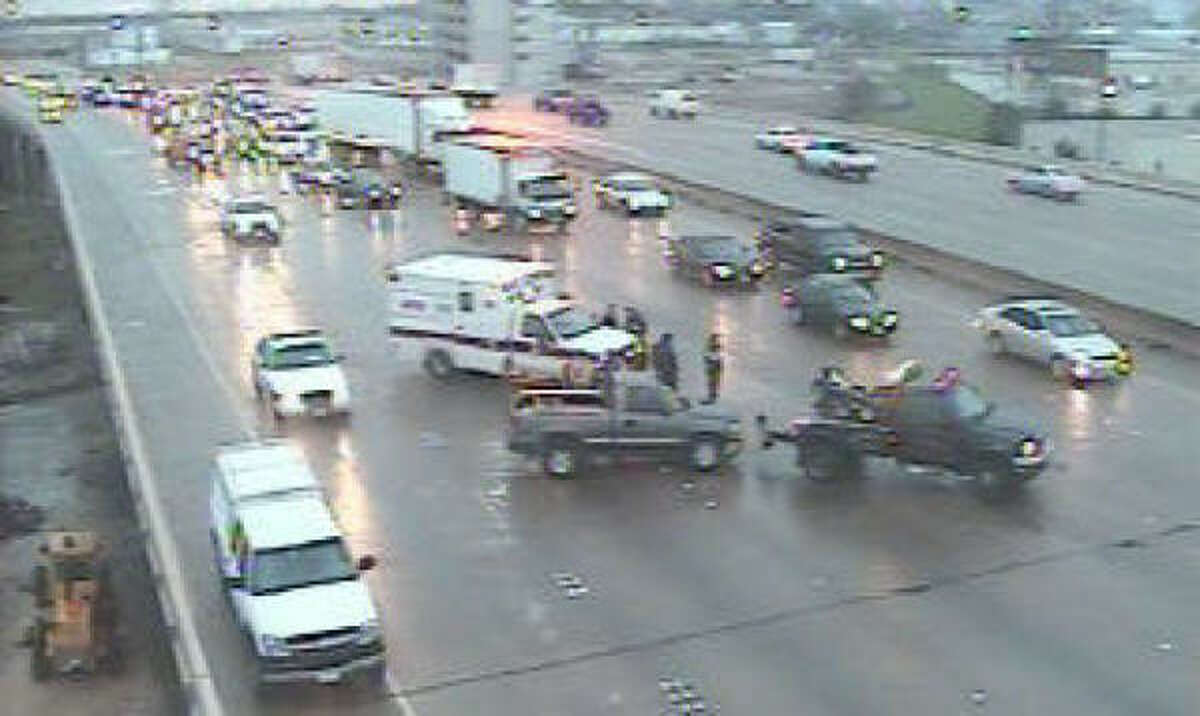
left=689, top=435, right=722, bottom=472
left=423, top=349, right=455, bottom=380
left=543, top=439, right=579, bottom=478
left=986, top=332, right=1005, bottom=355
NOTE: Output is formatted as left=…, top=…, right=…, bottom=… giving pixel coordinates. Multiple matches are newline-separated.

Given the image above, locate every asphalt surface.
left=479, top=94, right=1200, bottom=327
left=9, top=92, right=1200, bottom=715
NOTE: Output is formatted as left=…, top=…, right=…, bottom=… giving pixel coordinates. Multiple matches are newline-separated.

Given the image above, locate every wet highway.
left=479, top=94, right=1200, bottom=326
left=11, top=93, right=1200, bottom=715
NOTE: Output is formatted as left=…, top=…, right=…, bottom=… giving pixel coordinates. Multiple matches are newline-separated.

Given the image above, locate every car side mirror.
left=356, top=554, right=377, bottom=572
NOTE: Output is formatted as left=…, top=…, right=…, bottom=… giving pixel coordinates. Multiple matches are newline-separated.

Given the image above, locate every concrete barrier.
left=0, top=107, right=225, bottom=716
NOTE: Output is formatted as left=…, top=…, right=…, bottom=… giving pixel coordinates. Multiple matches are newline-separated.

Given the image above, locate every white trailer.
left=312, top=90, right=471, bottom=163
left=385, top=253, right=633, bottom=380
left=451, top=63, right=500, bottom=108
left=442, top=134, right=576, bottom=228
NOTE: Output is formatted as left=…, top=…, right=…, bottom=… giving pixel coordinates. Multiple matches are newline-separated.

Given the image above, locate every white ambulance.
left=209, top=441, right=385, bottom=684
left=386, top=253, right=635, bottom=380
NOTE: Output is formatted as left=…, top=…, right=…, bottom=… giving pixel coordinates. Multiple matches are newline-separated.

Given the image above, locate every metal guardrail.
left=38, top=123, right=225, bottom=716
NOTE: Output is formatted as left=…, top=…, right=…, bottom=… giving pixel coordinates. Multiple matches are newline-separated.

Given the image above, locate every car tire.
left=986, top=332, right=1005, bottom=355
left=689, top=435, right=722, bottom=472
left=543, top=438, right=579, bottom=478
left=423, top=349, right=455, bottom=380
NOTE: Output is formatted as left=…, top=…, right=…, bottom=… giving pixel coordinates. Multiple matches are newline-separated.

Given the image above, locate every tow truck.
left=755, top=362, right=1050, bottom=490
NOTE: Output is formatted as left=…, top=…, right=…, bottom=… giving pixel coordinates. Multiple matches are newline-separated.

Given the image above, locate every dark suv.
left=755, top=214, right=884, bottom=281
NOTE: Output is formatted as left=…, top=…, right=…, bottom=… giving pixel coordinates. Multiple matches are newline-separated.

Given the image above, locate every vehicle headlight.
left=1071, top=362, right=1089, bottom=379
left=357, top=619, right=381, bottom=645
left=832, top=256, right=847, bottom=271
left=713, top=264, right=733, bottom=278
left=871, top=252, right=884, bottom=267
left=751, top=260, right=764, bottom=273
left=258, top=633, right=290, bottom=657
left=563, top=204, right=576, bottom=215
left=1019, top=438, right=1041, bottom=458
left=849, top=316, right=869, bottom=329
left=527, top=208, right=542, bottom=218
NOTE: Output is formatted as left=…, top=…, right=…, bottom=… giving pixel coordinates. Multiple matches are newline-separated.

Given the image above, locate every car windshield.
left=948, top=385, right=991, bottom=420
left=815, top=231, right=864, bottom=251
left=230, top=201, right=273, bottom=214
left=690, top=237, right=747, bottom=261
left=526, top=177, right=572, bottom=199
left=616, top=177, right=654, bottom=191
left=830, top=283, right=874, bottom=307
left=1044, top=313, right=1100, bottom=337
left=546, top=306, right=598, bottom=339
left=269, top=342, right=335, bottom=369
left=249, top=538, right=356, bottom=595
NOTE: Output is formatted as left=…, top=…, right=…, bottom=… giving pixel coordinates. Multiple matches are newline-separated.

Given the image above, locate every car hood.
left=836, top=298, right=892, bottom=317
left=625, top=190, right=669, bottom=206
left=561, top=326, right=635, bottom=356
left=838, top=153, right=877, bottom=166
left=1050, top=175, right=1085, bottom=190
left=232, top=213, right=279, bottom=229
left=1054, top=333, right=1120, bottom=357
left=977, top=406, right=1046, bottom=445
left=265, top=364, right=347, bottom=395
left=248, top=578, right=377, bottom=640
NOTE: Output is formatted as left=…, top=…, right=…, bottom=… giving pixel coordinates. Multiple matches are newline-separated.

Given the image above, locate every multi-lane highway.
left=482, top=94, right=1200, bottom=327
left=7, top=91, right=1200, bottom=715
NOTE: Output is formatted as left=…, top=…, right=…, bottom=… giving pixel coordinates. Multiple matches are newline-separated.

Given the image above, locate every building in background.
left=427, top=0, right=568, bottom=87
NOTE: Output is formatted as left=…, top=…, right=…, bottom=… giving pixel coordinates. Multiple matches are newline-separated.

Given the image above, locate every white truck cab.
left=386, top=253, right=634, bottom=381
left=209, top=441, right=384, bottom=684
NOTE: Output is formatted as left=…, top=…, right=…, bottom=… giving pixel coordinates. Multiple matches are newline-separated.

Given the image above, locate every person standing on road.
left=702, top=333, right=724, bottom=404
left=652, top=333, right=678, bottom=391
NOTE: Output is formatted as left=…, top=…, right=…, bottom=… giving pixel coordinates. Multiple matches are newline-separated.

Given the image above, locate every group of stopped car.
left=45, top=70, right=1135, bottom=690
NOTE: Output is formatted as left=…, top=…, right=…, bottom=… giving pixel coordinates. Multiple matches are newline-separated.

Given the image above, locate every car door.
left=999, top=308, right=1037, bottom=360
left=807, top=282, right=833, bottom=326
left=891, top=392, right=955, bottom=466
left=619, top=384, right=685, bottom=452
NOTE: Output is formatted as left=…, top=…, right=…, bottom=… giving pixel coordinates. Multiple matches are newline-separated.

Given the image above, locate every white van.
left=649, top=88, right=699, bottom=119
left=209, top=441, right=384, bottom=684
left=386, top=253, right=634, bottom=381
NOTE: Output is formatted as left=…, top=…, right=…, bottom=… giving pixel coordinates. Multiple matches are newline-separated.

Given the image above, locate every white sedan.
left=251, top=329, right=350, bottom=419
left=754, top=126, right=801, bottom=152
left=1006, top=165, right=1085, bottom=201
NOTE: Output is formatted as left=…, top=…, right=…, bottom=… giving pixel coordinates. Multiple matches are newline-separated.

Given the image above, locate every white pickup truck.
left=209, top=441, right=384, bottom=685
left=796, top=138, right=878, bottom=181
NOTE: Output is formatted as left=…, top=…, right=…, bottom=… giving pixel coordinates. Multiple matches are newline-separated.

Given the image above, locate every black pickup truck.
left=756, top=363, right=1050, bottom=490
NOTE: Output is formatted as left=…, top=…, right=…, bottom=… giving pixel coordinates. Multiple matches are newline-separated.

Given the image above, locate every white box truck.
left=313, top=90, right=471, bottom=164
left=386, top=253, right=634, bottom=381
left=442, top=134, right=576, bottom=228
left=451, top=63, right=500, bottom=108
left=209, top=440, right=385, bottom=685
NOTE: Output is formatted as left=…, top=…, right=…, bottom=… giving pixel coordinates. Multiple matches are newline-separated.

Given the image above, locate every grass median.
left=865, top=66, right=994, bottom=143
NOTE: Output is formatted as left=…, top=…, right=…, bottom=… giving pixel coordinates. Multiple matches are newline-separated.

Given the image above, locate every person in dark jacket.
left=652, top=333, right=678, bottom=390
left=600, top=303, right=620, bottom=328
left=702, top=332, right=723, bottom=404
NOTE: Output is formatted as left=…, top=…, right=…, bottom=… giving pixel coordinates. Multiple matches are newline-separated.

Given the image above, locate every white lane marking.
left=68, top=124, right=258, bottom=436
left=47, top=120, right=227, bottom=716
left=385, top=672, right=420, bottom=715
